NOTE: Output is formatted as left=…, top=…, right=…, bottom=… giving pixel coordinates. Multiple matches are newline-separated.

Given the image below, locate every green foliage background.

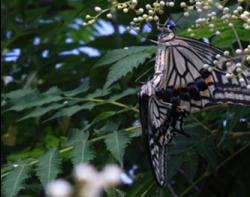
left=1, top=0, right=250, bottom=196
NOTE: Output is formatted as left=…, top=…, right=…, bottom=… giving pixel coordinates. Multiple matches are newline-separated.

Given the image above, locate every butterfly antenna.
left=135, top=59, right=154, bottom=84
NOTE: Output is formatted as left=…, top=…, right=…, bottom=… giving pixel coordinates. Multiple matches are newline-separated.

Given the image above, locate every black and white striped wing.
left=160, top=36, right=250, bottom=112
left=138, top=92, right=178, bottom=186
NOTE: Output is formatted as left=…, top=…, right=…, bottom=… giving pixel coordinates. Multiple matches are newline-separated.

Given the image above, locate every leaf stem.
left=65, top=96, right=139, bottom=112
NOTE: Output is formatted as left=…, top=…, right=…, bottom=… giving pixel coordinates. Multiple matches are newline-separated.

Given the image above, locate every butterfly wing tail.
left=148, top=136, right=168, bottom=186
left=138, top=92, right=169, bottom=187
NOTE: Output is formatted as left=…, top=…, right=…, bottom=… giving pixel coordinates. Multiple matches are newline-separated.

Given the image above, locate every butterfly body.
left=139, top=26, right=250, bottom=186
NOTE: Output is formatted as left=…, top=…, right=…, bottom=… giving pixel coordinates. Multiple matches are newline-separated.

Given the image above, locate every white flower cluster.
left=46, top=163, right=124, bottom=197
left=83, top=0, right=176, bottom=31
left=203, top=45, right=250, bottom=88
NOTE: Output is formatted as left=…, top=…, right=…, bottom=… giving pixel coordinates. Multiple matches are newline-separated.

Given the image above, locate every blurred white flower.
left=100, top=164, right=122, bottom=186
left=46, top=179, right=72, bottom=197
left=73, top=163, right=124, bottom=197
left=74, top=164, right=98, bottom=183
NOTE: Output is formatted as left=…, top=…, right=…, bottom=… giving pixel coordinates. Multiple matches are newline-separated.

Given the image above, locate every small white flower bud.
left=148, top=16, right=153, bottom=21
left=106, top=13, right=112, bottom=19
left=160, top=1, right=165, bottom=6
left=88, top=19, right=96, bottom=24
left=215, top=31, right=221, bottom=35
left=169, top=2, right=175, bottom=7
left=217, top=4, right=223, bottom=10
left=235, top=49, right=242, bottom=54
left=237, top=6, right=243, bottom=12
left=148, top=10, right=154, bottom=15
left=154, top=15, right=159, bottom=21
left=145, top=4, right=151, bottom=9
left=216, top=54, right=221, bottom=59
left=209, top=24, right=214, bottom=28
left=213, top=60, right=218, bottom=65
left=236, top=67, right=242, bottom=73
left=85, top=15, right=91, bottom=19
left=223, top=7, right=229, bottom=13
left=239, top=77, right=244, bottom=83
left=236, top=62, right=242, bottom=67
left=224, top=51, right=230, bottom=56
left=94, top=6, right=102, bottom=12
left=123, top=8, right=129, bottom=13
left=226, top=61, right=232, bottom=67
left=180, top=2, right=186, bottom=8
left=208, top=67, right=213, bottom=72
left=225, top=73, right=233, bottom=79
left=137, top=8, right=144, bottom=14
left=203, top=64, right=209, bottom=69
left=131, top=0, right=138, bottom=5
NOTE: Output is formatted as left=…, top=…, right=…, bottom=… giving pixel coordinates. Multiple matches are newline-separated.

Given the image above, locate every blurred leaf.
left=63, top=79, right=90, bottom=97
left=183, top=152, right=199, bottom=181
left=109, top=88, right=138, bottom=101
left=104, top=131, right=130, bottom=166
left=36, top=148, right=62, bottom=187
left=69, top=131, right=95, bottom=165
left=104, top=51, right=154, bottom=88
left=105, top=188, right=125, bottom=197
left=86, top=88, right=111, bottom=98
left=196, top=135, right=218, bottom=170
left=94, top=46, right=156, bottom=68
left=18, top=103, right=65, bottom=121
left=6, top=87, right=63, bottom=112
left=168, top=154, right=185, bottom=180
left=92, top=111, right=115, bottom=123
left=2, top=160, right=31, bottom=197
left=46, top=103, right=95, bottom=121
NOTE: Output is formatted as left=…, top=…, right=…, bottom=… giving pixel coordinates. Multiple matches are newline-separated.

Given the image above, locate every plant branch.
left=65, top=96, right=139, bottom=113
left=1, top=124, right=140, bottom=179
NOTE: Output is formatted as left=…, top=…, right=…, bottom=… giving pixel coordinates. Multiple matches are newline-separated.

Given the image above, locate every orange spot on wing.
left=205, top=75, right=214, bottom=84
left=200, top=90, right=209, bottom=97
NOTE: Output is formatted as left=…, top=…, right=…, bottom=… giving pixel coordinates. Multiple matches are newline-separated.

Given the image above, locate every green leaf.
left=94, top=46, right=156, bottom=68
left=63, top=79, right=90, bottom=97
left=104, top=131, right=130, bottom=166
left=92, top=111, right=115, bottom=123
left=196, top=135, right=218, bottom=170
left=2, top=160, right=31, bottom=197
left=104, top=51, right=154, bottom=88
left=36, top=148, right=62, bottom=187
left=105, top=188, right=125, bottom=197
left=168, top=154, right=185, bottom=180
left=86, top=88, right=111, bottom=98
left=109, top=88, right=138, bottom=101
left=6, top=87, right=63, bottom=111
left=4, top=88, right=36, bottom=100
left=184, top=152, right=198, bottom=181
left=46, top=103, right=95, bottom=121
left=70, top=131, right=95, bottom=165
left=18, top=103, right=65, bottom=121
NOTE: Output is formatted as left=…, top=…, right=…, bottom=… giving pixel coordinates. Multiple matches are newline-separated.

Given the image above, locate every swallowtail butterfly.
left=138, top=19, right=250, bottom=186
